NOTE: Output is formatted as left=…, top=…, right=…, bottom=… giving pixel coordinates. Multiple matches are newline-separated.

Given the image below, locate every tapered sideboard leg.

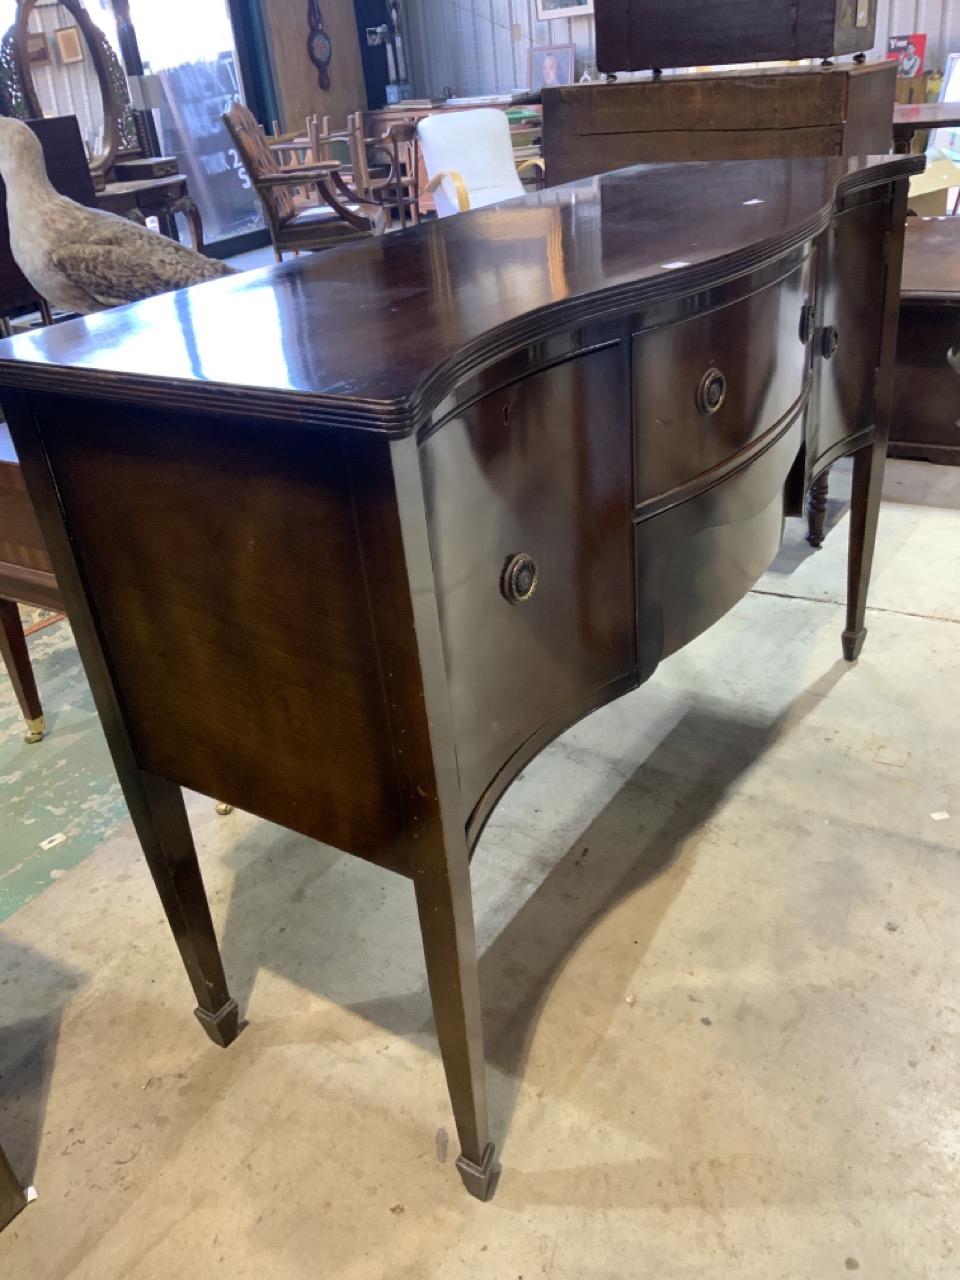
left=0, top=1141, right=26, bottom=1232
left=0, top=598, right=46, bottom=743
left=412, top=850, right=498, bottom=1201
left=134, top=771, right=239, bottom=1047
left=806, top=468, right=830, bottom=548
left=843, top=440, right=886, bottom=661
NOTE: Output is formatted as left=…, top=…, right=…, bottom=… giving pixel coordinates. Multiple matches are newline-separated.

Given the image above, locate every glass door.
left=124, top=0, right=265, bottom=249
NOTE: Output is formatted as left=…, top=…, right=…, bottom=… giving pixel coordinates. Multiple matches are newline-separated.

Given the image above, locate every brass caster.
left=24, top=715, right=45, bottom=745
left=215, top=802, right=234, bottom=816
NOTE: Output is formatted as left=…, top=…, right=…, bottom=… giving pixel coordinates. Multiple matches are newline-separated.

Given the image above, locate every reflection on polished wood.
left=0, top=154, right=919, bottom=1200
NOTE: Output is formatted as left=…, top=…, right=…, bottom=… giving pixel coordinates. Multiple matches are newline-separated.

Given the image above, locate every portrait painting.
left=54, top=27, right=85, bottom=65
left=528, top=44, right=575, bottom=91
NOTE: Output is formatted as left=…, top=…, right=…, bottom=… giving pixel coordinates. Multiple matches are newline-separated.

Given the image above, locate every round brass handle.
left=696, top=367, right=726, bottom=416
left=821, top=326, right=840, bottom=360
left=501, top=553, right=538, bottom=605
left=799, top=305, right=816, bottom=345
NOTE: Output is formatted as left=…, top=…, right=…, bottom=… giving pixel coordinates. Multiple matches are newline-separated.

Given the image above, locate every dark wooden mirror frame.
left=12, top=0, right=120, bottom=179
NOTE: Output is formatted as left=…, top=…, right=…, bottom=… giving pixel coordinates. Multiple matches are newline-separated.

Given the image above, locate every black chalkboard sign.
left=153, top=51, right=262, bottom=243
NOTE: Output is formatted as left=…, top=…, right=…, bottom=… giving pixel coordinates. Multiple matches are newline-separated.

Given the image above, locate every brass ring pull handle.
left=821, top=326, right=840, bottom=360
left=501, top=553, right=538, bottom=605
left=696, top=367, right=726, bottom=416
left=799, top=305, right=816, bottom=345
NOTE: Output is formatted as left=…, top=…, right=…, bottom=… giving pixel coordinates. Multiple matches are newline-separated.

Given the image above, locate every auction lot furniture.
left=892, top=102, right=960, bottom=153
left=594, top=0, right=878, bottom=73
left=0, top=151, right=919, bottom=1200
left=889, top=216, right=960, bottom=464
left=0, top=424, right=60, bottom=743
left=543, top=61, right=896, bottom=187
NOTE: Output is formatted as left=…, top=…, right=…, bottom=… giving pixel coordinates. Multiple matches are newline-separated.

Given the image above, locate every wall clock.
left=307, top=0, right=332, bottom=90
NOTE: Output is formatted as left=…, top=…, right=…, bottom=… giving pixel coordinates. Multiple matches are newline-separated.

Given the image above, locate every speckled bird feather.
left=0, top=117, right=234, bottom=315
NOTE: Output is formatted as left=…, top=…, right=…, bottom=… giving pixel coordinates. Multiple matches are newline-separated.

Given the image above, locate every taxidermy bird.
left=0, top=116, right=234, bottom=315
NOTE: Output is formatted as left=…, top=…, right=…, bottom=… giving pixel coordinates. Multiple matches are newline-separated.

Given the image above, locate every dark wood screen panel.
left=595, top=0, right=878, bottom=73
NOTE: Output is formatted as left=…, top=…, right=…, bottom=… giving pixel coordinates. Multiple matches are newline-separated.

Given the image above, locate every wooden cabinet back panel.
left=421, top=346, right=634, bottom=822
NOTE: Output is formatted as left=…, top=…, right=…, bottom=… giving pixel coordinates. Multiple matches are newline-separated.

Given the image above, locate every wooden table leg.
left=0, top=1141, right=26, bottom=1232
left=843, top=440, right=886, bottom=661
left=412, top=835, right=498, bottom=1201
left=0, top=597, right=45, bottom=742
left=6, top=393, right=239, bottom=1048
left=135, top=772, right=239, bottom=1044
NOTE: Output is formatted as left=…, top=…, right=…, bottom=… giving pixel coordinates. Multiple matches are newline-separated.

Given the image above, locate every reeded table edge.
left=0, top=156, right=923, bottom=437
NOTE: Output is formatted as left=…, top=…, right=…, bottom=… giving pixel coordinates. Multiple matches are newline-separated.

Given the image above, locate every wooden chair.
left=306, top=115, right=351, bottom=168
left=347, top=115, right=421, bottom=229
left=418, top=109, right=545, bottom=217
left=222, top=102, right=383, bottom=261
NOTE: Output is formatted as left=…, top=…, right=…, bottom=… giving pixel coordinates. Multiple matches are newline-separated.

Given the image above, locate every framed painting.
left=529, top=44, right=576, bottom=89
left=535, top=0, right=594, bottom=21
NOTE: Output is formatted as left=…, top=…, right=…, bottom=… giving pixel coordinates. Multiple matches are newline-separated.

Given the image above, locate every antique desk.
left=0, top=153, right=919, bottom=1200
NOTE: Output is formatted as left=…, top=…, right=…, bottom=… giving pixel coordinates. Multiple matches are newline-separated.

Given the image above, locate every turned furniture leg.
left=806, top=468, right=830, bottom=548
left=0, top=1140, right=26, bottom=1232
left=132, top=771, right=239, bottom=1045
left=0, top=598, right=45, bottom=742
left=843, top=440, right=886, bottom=661
left=412, top=844, right=497, bottom=1201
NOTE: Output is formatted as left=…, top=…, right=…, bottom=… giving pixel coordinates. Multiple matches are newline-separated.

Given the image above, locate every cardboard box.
left=908, top=159, right=960, bottom=216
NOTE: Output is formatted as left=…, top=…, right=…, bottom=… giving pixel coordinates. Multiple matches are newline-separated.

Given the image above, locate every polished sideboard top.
left=0, top=154, right=921, bottom=433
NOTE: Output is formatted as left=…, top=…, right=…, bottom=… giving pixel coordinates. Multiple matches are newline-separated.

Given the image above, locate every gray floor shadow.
left=211, top=663, right=850, bottom=1144
left=0, top=937, right=85, bottom=1186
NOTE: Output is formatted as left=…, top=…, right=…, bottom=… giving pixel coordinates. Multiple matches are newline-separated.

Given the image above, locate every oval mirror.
left=12, top=0, right=120, bottom=179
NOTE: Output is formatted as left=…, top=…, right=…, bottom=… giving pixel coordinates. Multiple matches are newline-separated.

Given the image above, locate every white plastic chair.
left=417, top=108, right=544, bottom=218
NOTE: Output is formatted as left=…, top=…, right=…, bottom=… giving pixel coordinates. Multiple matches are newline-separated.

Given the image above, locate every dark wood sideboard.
left=889, top=216, right=960, bottom=464
left=542, top=61, right=896, bottom=187
left=0, top=153, right=920, bottom=1200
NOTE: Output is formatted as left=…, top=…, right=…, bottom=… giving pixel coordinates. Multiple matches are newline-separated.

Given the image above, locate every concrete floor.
left=0, top=457, right=958, bottom=1278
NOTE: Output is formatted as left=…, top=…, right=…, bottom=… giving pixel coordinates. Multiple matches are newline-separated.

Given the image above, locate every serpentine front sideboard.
left=0, top=153, right=920, bottom=1200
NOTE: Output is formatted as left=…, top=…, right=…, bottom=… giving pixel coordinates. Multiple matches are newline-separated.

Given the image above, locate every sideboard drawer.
left=421, top=345, right=634, bottom=825
left=633, top=259, right=813, bottom=505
